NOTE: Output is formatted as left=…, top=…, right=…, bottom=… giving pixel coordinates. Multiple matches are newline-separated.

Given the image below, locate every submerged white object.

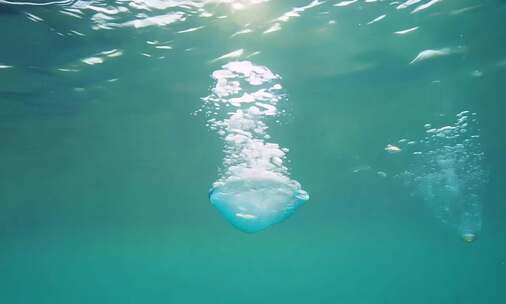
left=202, top=61, right=308, bottom=233
left=461, top=232, right=477, bottom=243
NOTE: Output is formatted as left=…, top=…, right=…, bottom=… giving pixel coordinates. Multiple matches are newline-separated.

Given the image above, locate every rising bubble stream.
left=202, top=61, right=309, bottom=233
left=398, top=111, right=487, bottom=242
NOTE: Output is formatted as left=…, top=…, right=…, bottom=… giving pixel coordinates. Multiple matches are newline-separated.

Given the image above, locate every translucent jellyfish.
left=399, top=111, right=486, bottom=242
left=201, top=61, right=309, bottom=233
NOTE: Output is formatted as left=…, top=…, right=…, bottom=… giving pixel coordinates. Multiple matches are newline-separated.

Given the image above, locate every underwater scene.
left=1, top=0, right=505, bottom=303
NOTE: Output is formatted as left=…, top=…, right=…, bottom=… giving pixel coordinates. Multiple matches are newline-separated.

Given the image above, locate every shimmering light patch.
left=24, top=12, right=44, bottom=22
left=260, top=0, right=323, bottom=34
left=199, top=11, right=213, bottom=17
left=124, top=13, right=186, bottom=28
left=0, top=0, right=73, bottom=5
left=201, top=61, right=308, bottom=233
left=377, top=171, right=387, bottom=178
left=88, top=4, right=128, bottom=15
left=394, top=26, right=419, bottom=35
left=70, top=30, right=86, bottom=36
left=246, top=51, right=261, bottom=58
left=274, top=0, right=324, bottom=23
left=127, top=0, right=195, bottom=10
left=82, top=57, right=103, bottom=65
left=215, top=0, right=271, bottom=10
left=81, top=49, right=123, bottom=65
left=211, top=49, right=244, bottom=62
left=409, top=48, right=452, bottom=64
left=177, top=26, right=205, bottom=33
left=60, top=10, right=84, bottom=19
left=411, top=0, right=443, bottom=14
left=396, top=0, right=423, bottom=10
left=92, top=12, right=185, bottom=30
left=57, top=68, right=80, bottom=72
left=155, top=45, right=173, bottom=49
left=101, top=49, right=123, bottom=58
left=263, top=23, right=281, bottom=34
left=367, top=14, right=386, bottom=25
left=0, top=64, right=13, bottom=69
left=231, top=28, right=254, bottom=37
left=449, top=5, right=481, bottom=16
left=334, top=0, right=357, bottom=7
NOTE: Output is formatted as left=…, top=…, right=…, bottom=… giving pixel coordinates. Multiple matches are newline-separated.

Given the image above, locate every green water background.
left=1, top=0, right=506, bottom=303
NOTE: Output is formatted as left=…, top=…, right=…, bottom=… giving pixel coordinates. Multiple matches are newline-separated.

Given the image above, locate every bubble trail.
left=400, top=111, right=486, bottom=242
left=201, top=61, right=309, bottom=233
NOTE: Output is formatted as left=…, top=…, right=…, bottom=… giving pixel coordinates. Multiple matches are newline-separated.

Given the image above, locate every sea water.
left=1, top=1, right=506, bottom=303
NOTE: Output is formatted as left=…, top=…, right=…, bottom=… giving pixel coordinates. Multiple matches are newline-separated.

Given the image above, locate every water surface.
left=1, top=0, right=506, bottom=303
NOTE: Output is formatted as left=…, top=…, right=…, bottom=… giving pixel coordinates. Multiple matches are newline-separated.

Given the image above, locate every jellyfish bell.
left=208, top=169, right=309, bottom=233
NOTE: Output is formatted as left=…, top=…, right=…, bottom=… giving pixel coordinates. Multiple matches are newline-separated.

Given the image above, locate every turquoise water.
left=1, top=0, right=506, bottom=303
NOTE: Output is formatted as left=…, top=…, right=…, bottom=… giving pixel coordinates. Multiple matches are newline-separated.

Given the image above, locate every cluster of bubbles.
left=396, top=111, right=486, bottom=242
left=201, top=61, right=308, bottom=233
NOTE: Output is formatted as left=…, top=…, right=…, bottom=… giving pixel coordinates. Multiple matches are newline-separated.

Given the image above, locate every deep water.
left=1, top=0, right=506, bottom=303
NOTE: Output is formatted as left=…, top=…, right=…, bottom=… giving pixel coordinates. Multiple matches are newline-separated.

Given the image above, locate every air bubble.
left=209, top=171, right=309, bottom=233
left=399, top=111, right=486, bottom=241
left=202, top=61, right=308, bottom=232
